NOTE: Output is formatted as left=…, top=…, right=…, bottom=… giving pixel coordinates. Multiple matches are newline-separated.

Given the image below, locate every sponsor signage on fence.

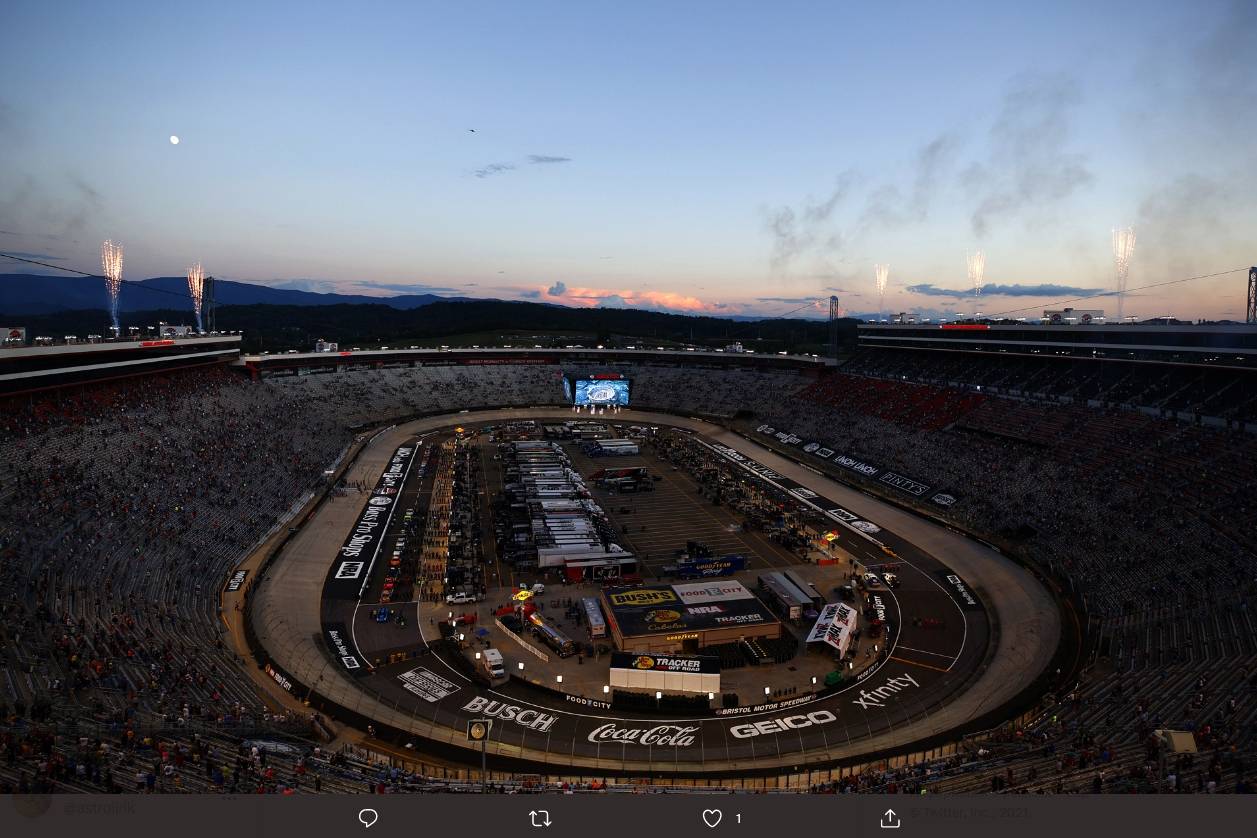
left=752, top=426, right=955, bottom=505
left=610, top=653, right=720, bottom=674
left=879, top=471, right=929, bottom=497
left=225, top=569, right=248, bottom=593
left=264, top=663, right=294, bottom=692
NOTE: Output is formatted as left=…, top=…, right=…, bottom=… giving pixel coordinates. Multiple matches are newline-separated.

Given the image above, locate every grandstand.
left=1, top=329, right=1255, bottom=794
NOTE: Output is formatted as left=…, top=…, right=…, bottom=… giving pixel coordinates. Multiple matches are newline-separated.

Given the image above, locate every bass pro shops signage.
left=324, top=443, right=416, bottom=599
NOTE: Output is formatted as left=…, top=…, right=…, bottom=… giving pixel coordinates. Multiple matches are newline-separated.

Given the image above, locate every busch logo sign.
left=461, top=697, right=558, bottom=732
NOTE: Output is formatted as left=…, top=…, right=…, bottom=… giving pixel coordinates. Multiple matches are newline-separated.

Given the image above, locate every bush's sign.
left=324, top=443, right=416, bottom=599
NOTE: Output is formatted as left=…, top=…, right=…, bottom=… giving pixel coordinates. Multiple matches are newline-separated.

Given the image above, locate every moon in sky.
left=169, top=135, right=180, bottom=145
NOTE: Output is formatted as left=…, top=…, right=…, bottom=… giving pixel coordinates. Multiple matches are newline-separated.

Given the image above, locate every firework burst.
left=967, top=250, right=985, bottom=296
left=1112, top=227, right=1136, bottom=321
left=187, top=262, right=205, bottom=331
left=101, top=240, right=124, bottom=331
left=875, top=264, right=889, bottom=318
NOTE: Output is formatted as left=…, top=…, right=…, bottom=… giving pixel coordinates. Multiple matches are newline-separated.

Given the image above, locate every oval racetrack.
left=247, top=408, right=1061, bottom=775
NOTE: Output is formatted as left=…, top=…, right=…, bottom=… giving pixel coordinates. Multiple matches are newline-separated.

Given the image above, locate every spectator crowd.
left=0, top=353, right=1253, bottom=793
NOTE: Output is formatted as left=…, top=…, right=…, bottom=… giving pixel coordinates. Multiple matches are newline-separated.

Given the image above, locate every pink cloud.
left=539, top=284, right=725, bottom=313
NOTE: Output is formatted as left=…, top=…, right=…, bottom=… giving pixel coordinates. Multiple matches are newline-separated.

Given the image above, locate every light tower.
left=204, top=275, right=217, bottom=332
left=1248, top=267, right=1256, bottom=324
left=828, top=295, right=842, bottom=360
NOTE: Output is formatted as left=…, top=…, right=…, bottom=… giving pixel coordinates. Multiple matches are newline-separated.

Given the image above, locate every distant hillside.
left=4, top=299, right=858, bottom=355
left=0, top=273, right=457, bottom=315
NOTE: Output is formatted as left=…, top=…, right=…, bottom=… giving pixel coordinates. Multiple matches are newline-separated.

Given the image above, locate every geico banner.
left=729, top=709, right=838, bottom=739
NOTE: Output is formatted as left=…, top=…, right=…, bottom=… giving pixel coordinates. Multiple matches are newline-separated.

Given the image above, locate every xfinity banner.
left=324, top=443, right=416, bottom=600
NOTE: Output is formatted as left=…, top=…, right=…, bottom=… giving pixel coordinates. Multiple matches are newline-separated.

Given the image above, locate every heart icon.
left=702, top=809, right=723, bottom=829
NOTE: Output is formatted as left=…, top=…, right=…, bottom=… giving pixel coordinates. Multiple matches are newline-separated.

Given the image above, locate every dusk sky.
left=1, top=1, right=1254, bottom=320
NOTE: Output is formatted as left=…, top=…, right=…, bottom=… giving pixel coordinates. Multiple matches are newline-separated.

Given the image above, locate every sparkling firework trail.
left=187, top=262, right=205, bottom=331
left=101, top=240, right=124, bottom=330
left=1112, top=227, right=1136, bottom=321
left=875, top=264, right=889, bottom=318
left=967, top=250, right=985, bottom=296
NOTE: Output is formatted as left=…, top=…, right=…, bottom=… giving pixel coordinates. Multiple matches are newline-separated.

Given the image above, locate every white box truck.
left=480, top=648, right=506, bottom=681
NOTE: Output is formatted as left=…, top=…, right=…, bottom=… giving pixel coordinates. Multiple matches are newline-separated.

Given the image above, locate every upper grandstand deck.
left=240, top=345, right=831, bottom=377
left=858, top=322, right=1257, bottom=369
left=0, top=333, right=243, bottom=396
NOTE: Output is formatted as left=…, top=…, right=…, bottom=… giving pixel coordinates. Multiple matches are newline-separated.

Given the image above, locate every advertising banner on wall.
left=324, top=443, right=416, bottom=600
left=609, top=653, right=720, bottom=695
left=754, top=424, right=957, bottom=507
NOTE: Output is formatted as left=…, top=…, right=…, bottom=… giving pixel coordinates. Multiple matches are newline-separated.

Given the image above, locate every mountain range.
left=0, top=273, right=459, bottom=316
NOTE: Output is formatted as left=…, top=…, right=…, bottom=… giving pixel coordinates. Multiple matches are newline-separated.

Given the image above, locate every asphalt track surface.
left=251, top=408, right=1060, bottom=774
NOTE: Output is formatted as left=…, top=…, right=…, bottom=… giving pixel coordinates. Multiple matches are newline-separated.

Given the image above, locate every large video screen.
left=575, top=379, right=630, bottom=406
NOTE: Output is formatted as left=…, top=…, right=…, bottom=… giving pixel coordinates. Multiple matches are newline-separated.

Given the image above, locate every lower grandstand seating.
left=1, top=351, right=1254, bottom=793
